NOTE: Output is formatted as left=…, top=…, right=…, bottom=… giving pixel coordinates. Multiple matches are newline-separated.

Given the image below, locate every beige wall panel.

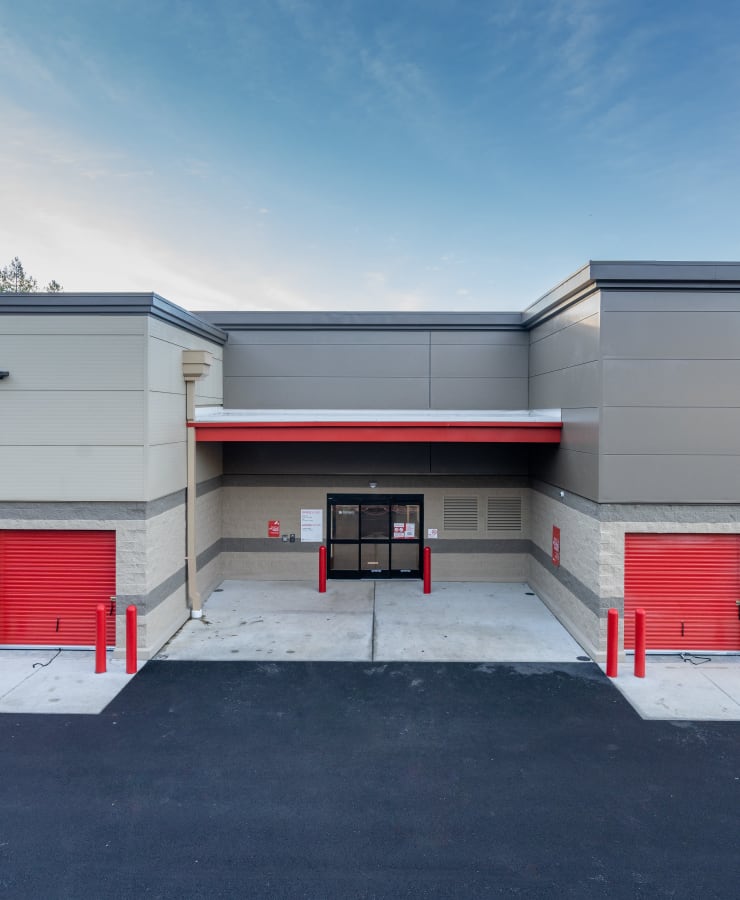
left=196, top=443, right=223, bottom=482
left=434, top=553, right=527, bottom=581
left=120, top=585, right=189, bottom=659
left=527, top=559, right=598, bottom=658
left=148, top=392, right=186, bottom=446
left=2, top=391, right=144, bottom=445
left=222, top=551, right=315, bottom=580
left=146, top=442, right=186, bottom=499
left=147, top=320, right=223, bottom=405
left=0, top=315, right=146, bottom=336
left=198, top=554, right=224, bottom=602
left=0, top=334, right=146, bottom=390
left=0, top=446, right=145, bottom=501
left=145, top=504, right=185, bottom=594
left=529, top=489, right=600, bottom=595
left=196, top=489, right=222, bottom=555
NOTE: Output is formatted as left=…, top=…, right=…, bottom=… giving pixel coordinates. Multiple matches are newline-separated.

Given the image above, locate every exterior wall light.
left=0, top=371, right=9, bottom=379
left=369, top=481, right=378, bottom=489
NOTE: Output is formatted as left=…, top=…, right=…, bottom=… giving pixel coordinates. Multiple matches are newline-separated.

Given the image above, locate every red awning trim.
left=191, top=420, right=562, bottom=443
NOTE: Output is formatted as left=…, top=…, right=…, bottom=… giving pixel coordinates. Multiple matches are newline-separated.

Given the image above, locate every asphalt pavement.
left=2, top=660, right=738, bottom=898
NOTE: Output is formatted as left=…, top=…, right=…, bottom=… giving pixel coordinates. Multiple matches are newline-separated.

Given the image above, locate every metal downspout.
left=182, top=350, right=213, bottom=620
left=186, top=380, right=202, bottom=618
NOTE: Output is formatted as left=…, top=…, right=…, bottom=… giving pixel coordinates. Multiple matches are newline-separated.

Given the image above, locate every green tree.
left=0, top=257, right=63, bottom=292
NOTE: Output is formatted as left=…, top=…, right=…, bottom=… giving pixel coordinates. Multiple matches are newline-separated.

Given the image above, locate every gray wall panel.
left=224, top=442, right=431, bottom=475
left=225, top=329, right=429, bottom=346
left=527, top=293, right=601, bottom=342
left=431, top=331, right=528, bottom=346
left=224, top=376, right=430, bottom=409
left=430, top=344, right=528, bottom=378
left=530, top=446, right=599, bottom=500
left=529, top=361, right=601, bottom=409
left=529, top=312, right=600, bottom=377
left=603, top=359, right=740, bottom=407
left=224, top=343, right=429, bottom=378
left=602, top=310, right=740, bottom=358
left=558, top=408, right=600, bottom=454
left=430, top=378, right=528, bottom=409
left=601, top=289, right=740, bottom=313
left=600, top=454, right=740, bottom=503
left=602, top=407, right=740, bottom=455
left=430, top=444, right=527, bottom=475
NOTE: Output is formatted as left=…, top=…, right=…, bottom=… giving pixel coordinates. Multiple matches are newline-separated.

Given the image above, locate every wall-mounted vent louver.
left=443, top=497, right=478, bottom=531
left=487, top=497, right=522, bottom=532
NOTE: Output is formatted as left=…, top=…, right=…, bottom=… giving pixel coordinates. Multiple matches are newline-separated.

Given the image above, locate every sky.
left=1, top=0, right=739, bottom=312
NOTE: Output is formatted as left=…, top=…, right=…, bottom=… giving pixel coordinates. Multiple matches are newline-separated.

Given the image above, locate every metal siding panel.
left=603, top=359, right=740, bottom=407
left=527, top=293, right=601, bottom=343
left=2, top=391, right=144, bottom=444
left=147, top=442, right=187, bottom=498
left=528, top=313, right=600, bottom=377
left=430, top=345, right=528, bottom=378
left=602, top=310, right=740, bottom=358
left=0, top=530, right=116, bottom=646
left=224, top=343, right=430, bottom=378
left=0, top=315, right=146, bottom=335
left=601, top=289, right=740, bottom=313
left=224, top=330, right=429, bottom=346
left=431, top=331, right=528, bottom=346
left=529, top=361, right=601, bottom=409
left=624, top=533, right=740, bottom=651
left=223, top=442, right=430, bottom=475
left=530, top=446, right=599, bottom=501
left=223, top=376, right=431, bottom=409
left=148, top=392, right=186, bottom=446
left=430, top=378, right=528, bottom=409
left=600, top=454, right=740, bottom=504
left=558, top=408, right=600, bottom=454
left=0, top=334, right=146, bottom=390
left=602, top=407, right=740, bottom=455
left=0, top=446, right=145, bottom=501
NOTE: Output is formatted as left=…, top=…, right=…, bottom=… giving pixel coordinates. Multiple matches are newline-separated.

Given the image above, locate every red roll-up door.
left=0, top=530, right=116, bottom=647
left=624, top=533, right=740, bottom=651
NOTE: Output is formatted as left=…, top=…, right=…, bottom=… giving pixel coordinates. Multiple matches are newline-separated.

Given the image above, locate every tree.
left=0, top=257, right=63, bottom=292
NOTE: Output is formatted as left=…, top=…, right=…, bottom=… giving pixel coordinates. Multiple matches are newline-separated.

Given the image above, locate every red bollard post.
left=423, top=546, right=431, bottom=595
left=606, top=608, right=619, bottom=678
left=126, top=605, right=138, bottom=674
left=95, top=603, right=106, bottom=674
left=318, top=545, right=327, bottom=593
left=634, top=607, right=646, bottom=678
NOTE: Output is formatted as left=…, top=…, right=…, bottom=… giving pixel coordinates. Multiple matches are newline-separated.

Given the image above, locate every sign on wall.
left=268, top=520, right=280, bottom=538
left=301, top=509, right=323, bottom=542
left=552, top=526, right=561, bottom=566
left=393, top=522, right=415, bottom=539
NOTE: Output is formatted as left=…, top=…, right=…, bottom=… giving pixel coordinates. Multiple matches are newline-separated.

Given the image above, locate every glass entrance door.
left=327, top=494, right=423, bottom=579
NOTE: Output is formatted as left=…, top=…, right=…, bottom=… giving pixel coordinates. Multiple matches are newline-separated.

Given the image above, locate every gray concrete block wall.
left=527, top=486, right=602, bottom=657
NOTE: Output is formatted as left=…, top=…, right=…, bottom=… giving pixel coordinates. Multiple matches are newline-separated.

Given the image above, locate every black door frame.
left=326, top=493, right=424, bottom=579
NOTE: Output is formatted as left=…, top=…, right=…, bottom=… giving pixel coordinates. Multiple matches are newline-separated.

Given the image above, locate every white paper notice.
left=301, top=508, right=323, bottom=542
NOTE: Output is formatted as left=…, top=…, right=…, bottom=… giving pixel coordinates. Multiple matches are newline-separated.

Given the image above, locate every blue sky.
left=1, top=0, right=739, bottom=311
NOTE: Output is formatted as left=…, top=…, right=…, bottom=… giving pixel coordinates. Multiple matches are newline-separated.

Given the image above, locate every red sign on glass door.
left=552, top=526, right=561, bottom=566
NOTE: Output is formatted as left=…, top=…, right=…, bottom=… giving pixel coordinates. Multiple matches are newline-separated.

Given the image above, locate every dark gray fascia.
left=522, top=260, right=740, bottom=329
left=0, top=292, right=228, bottom=345
left=194, top=310, right=526, bottom=332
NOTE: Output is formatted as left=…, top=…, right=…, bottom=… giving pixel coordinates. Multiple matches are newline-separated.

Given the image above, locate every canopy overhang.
left=192, top=409, right=562, bottom=444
